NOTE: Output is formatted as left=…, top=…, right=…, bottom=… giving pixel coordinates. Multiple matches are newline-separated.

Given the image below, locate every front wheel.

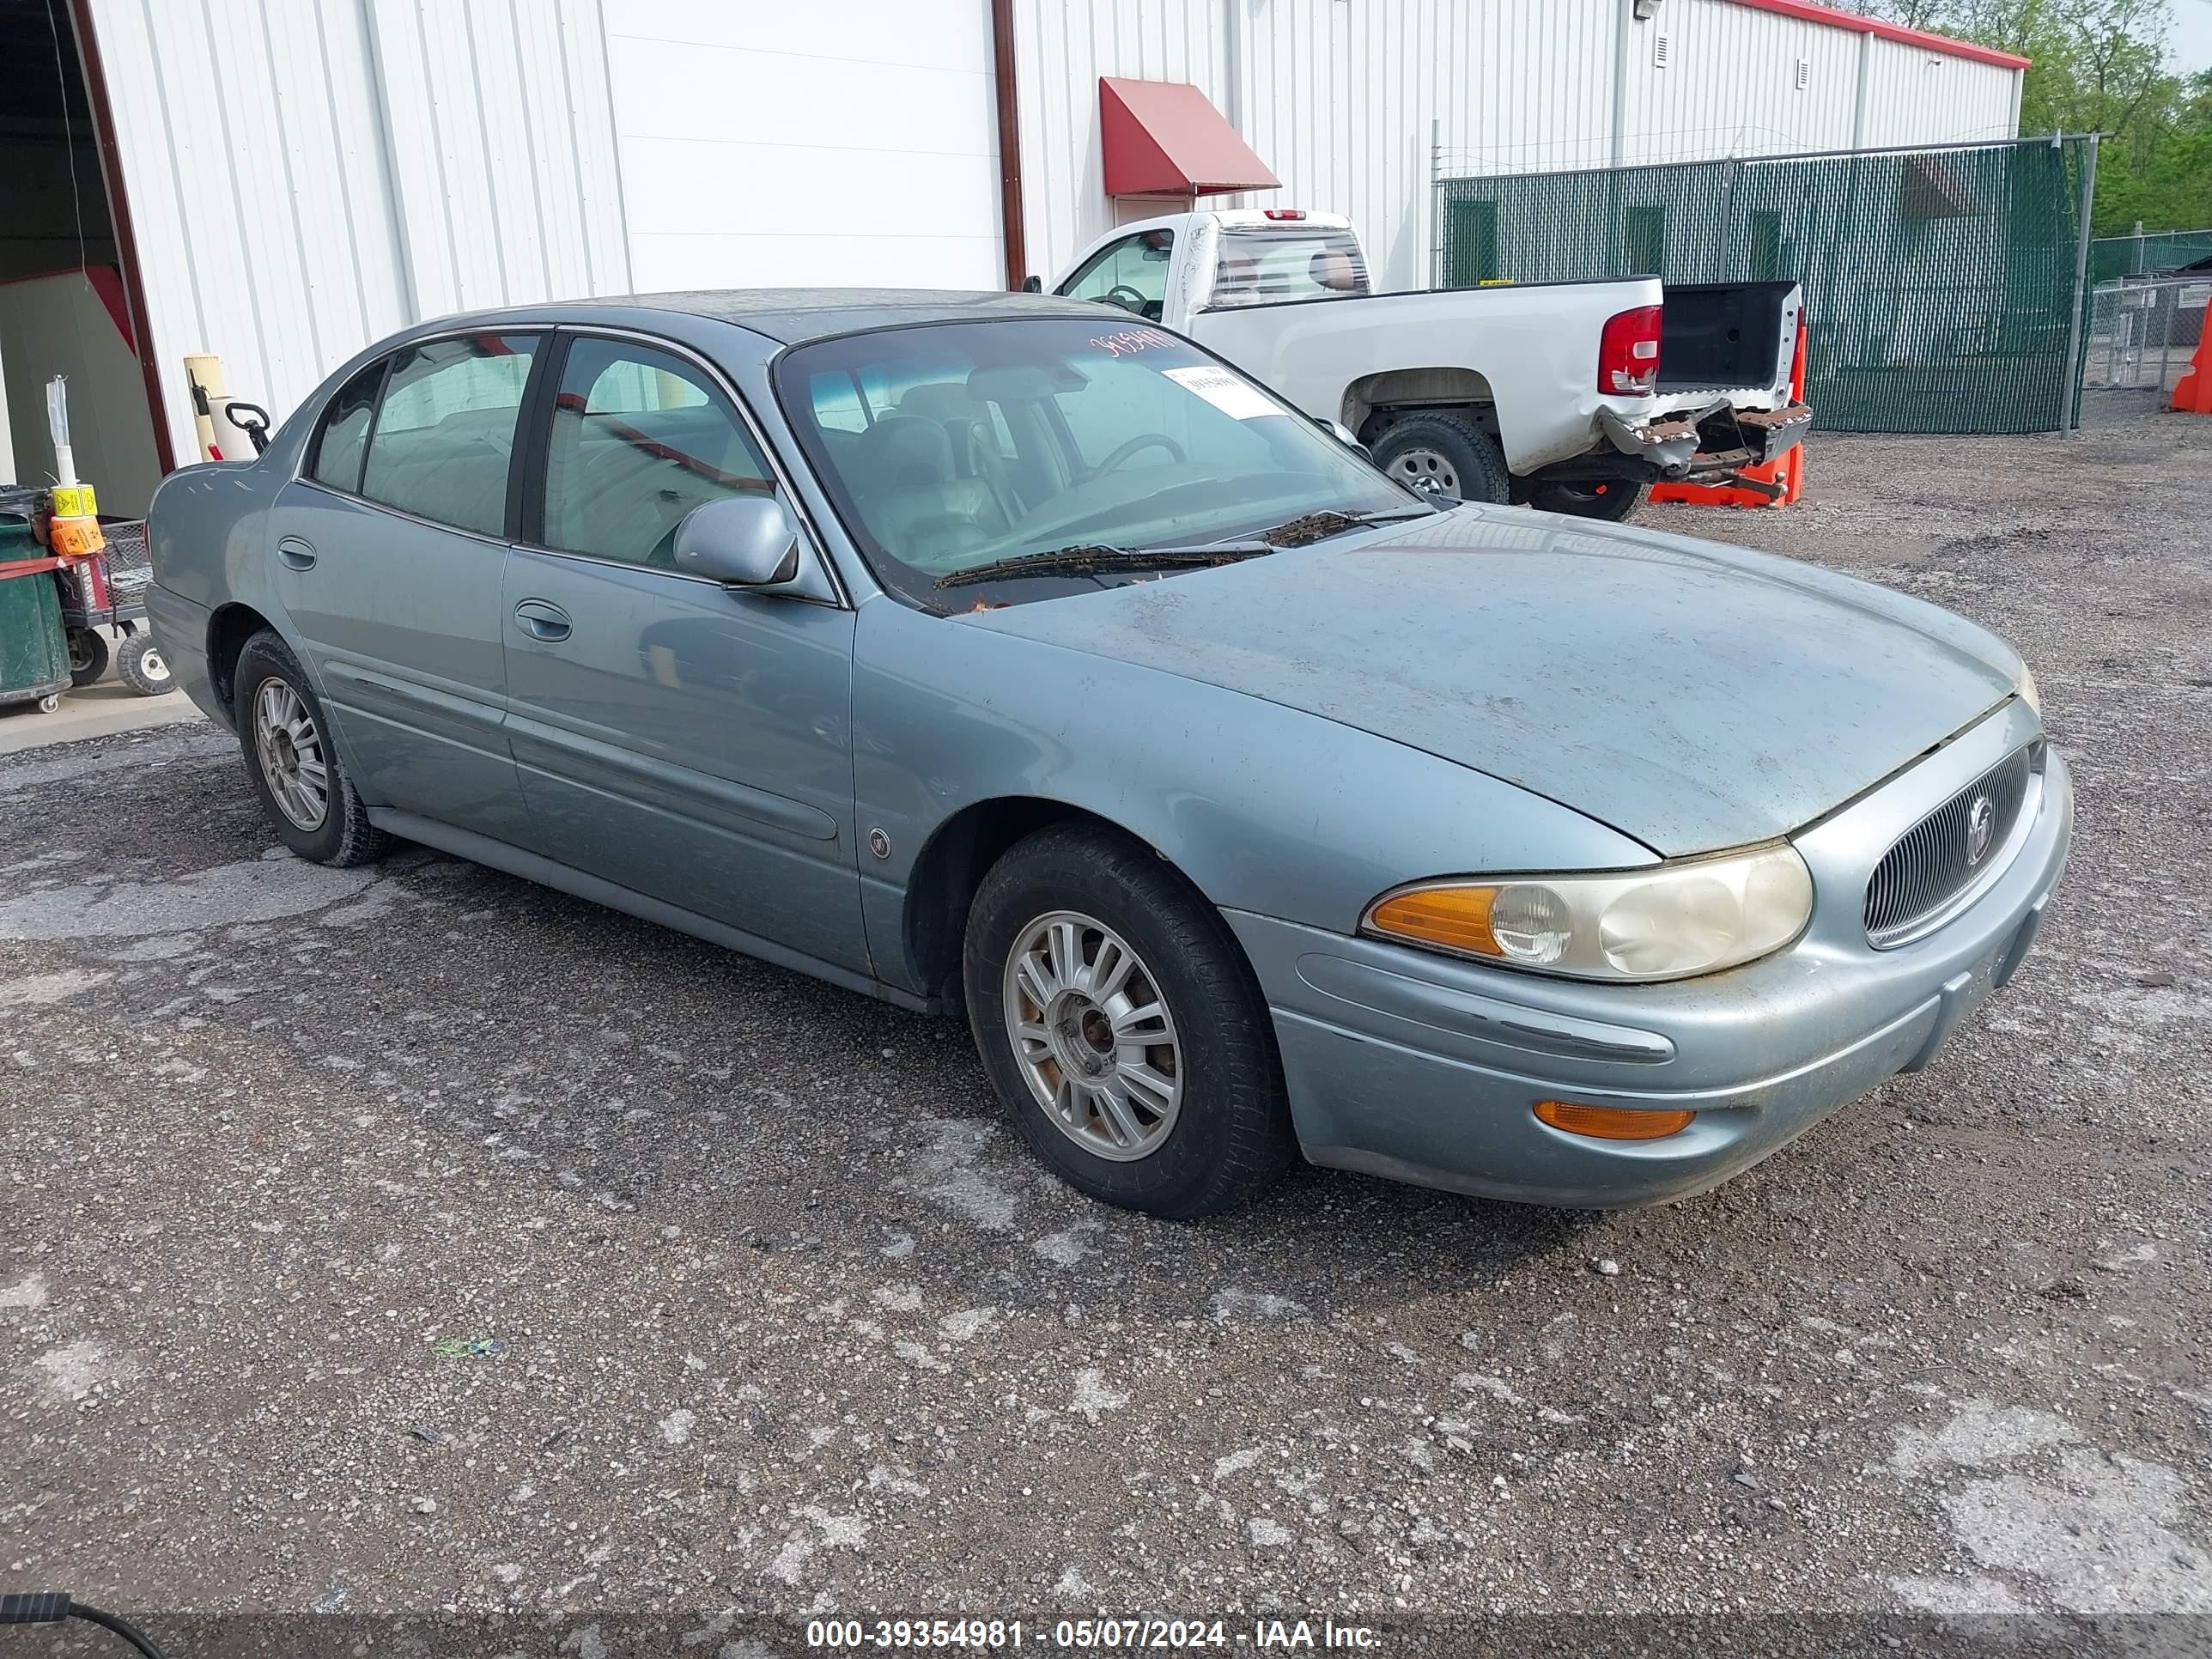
left=963, top=825, right=1294, bottom=1219
left=1523, top=477, right=1647, bottom=522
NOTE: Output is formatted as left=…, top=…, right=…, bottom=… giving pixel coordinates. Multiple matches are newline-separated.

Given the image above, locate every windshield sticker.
left=1161, top=364, right=1283, bottom=421
left=1090, top=327, right=1177, bottom=357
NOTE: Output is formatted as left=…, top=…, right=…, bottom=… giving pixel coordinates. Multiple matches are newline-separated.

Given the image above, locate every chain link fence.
left=2087, top=227, right=2212, bottom=286
left=1434, top=137, right=2097, bottom=434
left=2083, top=275, right=2210, bottom=393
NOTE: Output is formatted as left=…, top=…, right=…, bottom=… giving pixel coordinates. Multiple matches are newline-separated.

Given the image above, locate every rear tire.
left=118, top=634, right=174, bottom=697
left=963, top=824, right=1294, bottom=1219
left=1525, top=477, right=1647, bottom=522
left=1370, top=411, right=1510, bottom=504
left=233, top=629, right=387, bottom=867
left=66, top=628, right=109, bottom=688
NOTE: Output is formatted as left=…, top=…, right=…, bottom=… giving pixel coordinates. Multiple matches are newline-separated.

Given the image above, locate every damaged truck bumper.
left=1586, top=399, right=1815, bottom=495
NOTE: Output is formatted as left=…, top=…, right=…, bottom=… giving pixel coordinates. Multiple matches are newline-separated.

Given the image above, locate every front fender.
left=851, top=594, right=1653, bottom=996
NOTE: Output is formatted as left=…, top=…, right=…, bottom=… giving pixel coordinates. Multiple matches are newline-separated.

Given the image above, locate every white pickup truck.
left=1032, top=209, right=1811, bottom=520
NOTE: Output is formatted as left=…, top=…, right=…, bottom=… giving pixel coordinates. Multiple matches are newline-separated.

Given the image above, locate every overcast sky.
left=2176, top=0, right=2212, bottom=71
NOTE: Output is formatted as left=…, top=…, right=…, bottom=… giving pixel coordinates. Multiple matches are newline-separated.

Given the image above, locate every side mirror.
left=1312, top=413, right=1368, bottom=454
left=673, top=496, right=800, bottom=586
left=1020, top=275, right=1043, bottom=294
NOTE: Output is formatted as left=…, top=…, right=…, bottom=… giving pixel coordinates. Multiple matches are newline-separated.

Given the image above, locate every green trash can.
left=0, top=485, right=70, bottom=714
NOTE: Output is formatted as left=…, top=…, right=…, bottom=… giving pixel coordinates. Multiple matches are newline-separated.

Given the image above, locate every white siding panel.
left=1015, top=0, right=2021, bottom=300
left=86, top=0, right=627, bottom=469
left=1861, top=37, right=2022, bottom=149
left=601, top=0, right=1003, bottom=292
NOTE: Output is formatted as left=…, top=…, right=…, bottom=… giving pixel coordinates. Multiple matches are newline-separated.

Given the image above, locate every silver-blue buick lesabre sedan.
left=145, top=290, right=2070, bottom=1219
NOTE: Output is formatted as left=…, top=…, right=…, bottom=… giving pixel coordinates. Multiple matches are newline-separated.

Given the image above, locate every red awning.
left=1099, top=77, right=1279, bottom=198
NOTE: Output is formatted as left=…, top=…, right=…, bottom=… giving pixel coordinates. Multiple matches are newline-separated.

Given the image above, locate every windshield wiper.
left=1251, top=506, right=1437, bottom=548
left=936, top=541, right=1275, bottom=589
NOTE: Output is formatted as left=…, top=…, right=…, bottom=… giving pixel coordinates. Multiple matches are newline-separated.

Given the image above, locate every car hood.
left=956, top=506, right=2020, bottom=857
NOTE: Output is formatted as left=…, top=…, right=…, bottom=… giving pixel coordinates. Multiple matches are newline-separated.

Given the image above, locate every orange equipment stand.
left=1650, top=319, right=1809, bottom=509
left=2174, top=323, right=2212, bottom=415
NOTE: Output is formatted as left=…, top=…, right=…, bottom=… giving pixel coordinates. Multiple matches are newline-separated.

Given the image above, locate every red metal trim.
left=989, top=0, right=1028, bottom=289
left=83, top=264, right=135, bottom=354
left=1724, top=0, right=2031, bottom=71
left=64, top=0, right=176, bottom=475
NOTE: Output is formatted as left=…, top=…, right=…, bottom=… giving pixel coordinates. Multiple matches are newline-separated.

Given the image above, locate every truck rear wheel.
left=1525, top=478, right=1647, bottom=523
left=1370, top=412, right=1509, bottom=505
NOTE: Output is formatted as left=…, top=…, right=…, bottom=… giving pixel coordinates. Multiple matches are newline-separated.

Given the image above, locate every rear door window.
left=358, top=333, right=538, bottom=538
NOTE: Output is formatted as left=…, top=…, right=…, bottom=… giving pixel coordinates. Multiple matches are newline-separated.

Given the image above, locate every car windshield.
left=775, top=318, right=1423, bottom=607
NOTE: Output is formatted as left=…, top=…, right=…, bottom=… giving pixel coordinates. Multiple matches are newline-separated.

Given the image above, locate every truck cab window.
left=1057, top=230, right=1175, bottom=319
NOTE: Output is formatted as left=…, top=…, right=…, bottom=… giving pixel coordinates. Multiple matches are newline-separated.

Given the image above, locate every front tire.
left=963, top=824, right=1294, bottom=1219
left=232, top=629, right=386, bottom=867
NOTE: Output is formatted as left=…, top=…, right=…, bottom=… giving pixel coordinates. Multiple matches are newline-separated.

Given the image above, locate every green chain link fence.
left=2088, top=228, right=2212, bottom=285
left=1435, top=137, right=2097, bottom=434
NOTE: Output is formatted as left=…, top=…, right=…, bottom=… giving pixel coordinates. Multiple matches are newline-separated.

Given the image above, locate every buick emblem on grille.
left=1965, top=794, right=1996, bottom=865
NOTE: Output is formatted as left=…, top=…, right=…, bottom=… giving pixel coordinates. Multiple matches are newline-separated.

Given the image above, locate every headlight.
left=1364, top=844, right=1814, bottom=982
left=2015, top=664, right=2041, bottom=717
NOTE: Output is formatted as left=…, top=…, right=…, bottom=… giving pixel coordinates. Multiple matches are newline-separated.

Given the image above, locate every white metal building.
left=0, top=0, right=2024, bottom=515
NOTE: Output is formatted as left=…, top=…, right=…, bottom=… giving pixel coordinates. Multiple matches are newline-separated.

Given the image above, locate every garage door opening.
left=0, top=0, right=161, bottom=514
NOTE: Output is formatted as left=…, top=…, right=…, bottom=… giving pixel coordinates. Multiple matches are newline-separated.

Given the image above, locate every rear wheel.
left=1370, top=411, right=1510, bottom=504
left=66, top=628, right=109, bottom=688
left=1525, top=477, right=1647, bottom=522
left=233, top=629, right=386, bottom=866
left=963, top=824, right=1294, bottom=1219
left=118, top=634, right=174, bottom=696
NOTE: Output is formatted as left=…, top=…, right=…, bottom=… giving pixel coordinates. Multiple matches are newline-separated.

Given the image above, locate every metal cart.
left=56, top=520, right=170, bottom=696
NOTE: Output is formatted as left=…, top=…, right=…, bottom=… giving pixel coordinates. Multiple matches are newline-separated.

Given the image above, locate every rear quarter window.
left=307, top=359, right=387, bottom=493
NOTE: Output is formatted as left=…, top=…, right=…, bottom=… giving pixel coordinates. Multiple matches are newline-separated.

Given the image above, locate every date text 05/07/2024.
left=804, top=1618, right=1383, bottom=1650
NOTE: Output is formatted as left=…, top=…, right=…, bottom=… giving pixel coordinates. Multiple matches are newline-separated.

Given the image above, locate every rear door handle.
left=513, top=599, right=572, bottom=642
left=276, top=537, right=316, bottom=570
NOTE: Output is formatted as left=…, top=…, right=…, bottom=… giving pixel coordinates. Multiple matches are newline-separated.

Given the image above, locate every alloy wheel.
left=252, top=678, right=330, bottom=831
left=1000, top=909, right=1183, bottom=1162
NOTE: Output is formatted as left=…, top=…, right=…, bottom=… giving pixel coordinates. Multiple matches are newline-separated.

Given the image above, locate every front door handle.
left=513, top=599, right=572, bottom=642
left=276, top=537, right=316, bottom=570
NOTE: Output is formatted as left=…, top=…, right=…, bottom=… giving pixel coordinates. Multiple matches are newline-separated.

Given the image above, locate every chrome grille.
left=1863, top=745, right=2034, bottom=945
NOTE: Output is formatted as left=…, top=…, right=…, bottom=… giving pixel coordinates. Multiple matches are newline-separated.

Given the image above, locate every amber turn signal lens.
left=1366, top=885, right=1501, bottom=956
left=1533, top=1101, right=1696, bottom=1141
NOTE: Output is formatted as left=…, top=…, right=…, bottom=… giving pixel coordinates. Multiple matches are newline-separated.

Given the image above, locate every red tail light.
left=1598, top=305, right=1662, bottom=396
left=1262, top=209, right=1307, bottom=221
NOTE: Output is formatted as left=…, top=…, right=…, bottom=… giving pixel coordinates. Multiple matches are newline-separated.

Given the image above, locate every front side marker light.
left=1534, top=1101, right=1696, bottom=1141
left=1365, top=884, right=1501, bottom=957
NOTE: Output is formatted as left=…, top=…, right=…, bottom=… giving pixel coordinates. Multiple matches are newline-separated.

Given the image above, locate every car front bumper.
left=1226, top=705, right=2070, bottom=1209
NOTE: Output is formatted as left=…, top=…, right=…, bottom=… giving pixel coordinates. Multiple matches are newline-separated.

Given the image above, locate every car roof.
left=536, top=288, right=1109, bottom=345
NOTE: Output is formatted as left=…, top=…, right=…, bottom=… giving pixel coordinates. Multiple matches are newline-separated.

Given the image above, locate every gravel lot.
left=2, top=392, right=2207, bottom=1652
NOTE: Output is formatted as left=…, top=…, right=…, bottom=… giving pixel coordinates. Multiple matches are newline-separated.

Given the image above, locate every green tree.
left=1845, top=1, right=2209, bottom=234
